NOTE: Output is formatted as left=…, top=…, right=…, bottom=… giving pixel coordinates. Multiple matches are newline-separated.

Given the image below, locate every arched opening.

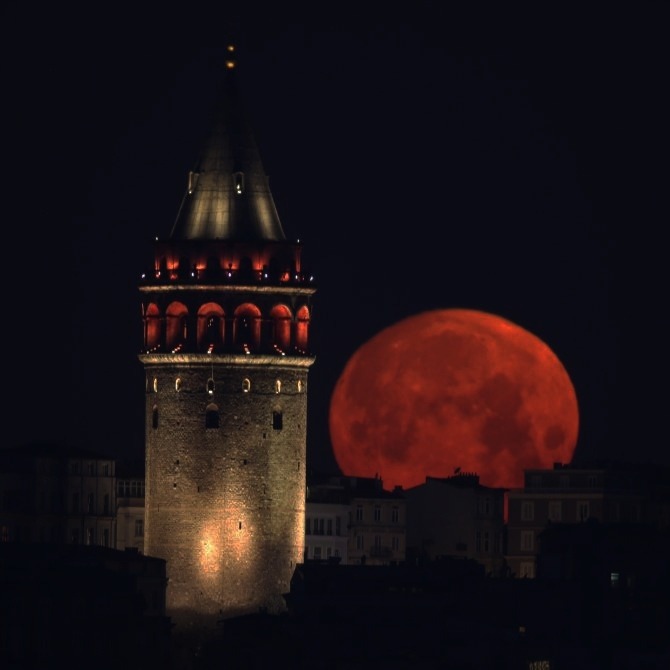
left=197, top=302, right=225, bottom=352
left=295, top=305, right=310, bottom=353
left=270, top=304, right=292, bottom=354
left=166, top=301, right=188, bottom=353
left=145, top=303, right=161, bottom=351
left=233, top=303, right=261, bottom=352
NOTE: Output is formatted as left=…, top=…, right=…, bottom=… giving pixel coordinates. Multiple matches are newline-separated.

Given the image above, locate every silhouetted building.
left=138, top=45, right=316, bottom=629
left=536, top=519, right=670, bottom=656
left=0, top=443, right=116, bottom=547
left=506, top=461, right=670, bottom=579
left=404, top=473, right=507, bottom=575
left=0, top=542, right=170, bottom=667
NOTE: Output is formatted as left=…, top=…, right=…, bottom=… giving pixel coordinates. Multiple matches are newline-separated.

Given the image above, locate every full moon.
left=328, top=309, right=579, bottom=490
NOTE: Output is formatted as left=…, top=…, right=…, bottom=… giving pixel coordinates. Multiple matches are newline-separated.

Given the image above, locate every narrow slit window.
left=152, top=407, right=159, bottom=429
left=207, top=378, right=215, bottom=395
left=242, top=378, right=251, bottom=393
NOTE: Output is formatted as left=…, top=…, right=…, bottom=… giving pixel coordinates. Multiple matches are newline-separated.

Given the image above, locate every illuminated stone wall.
left=143, top=361, right=309, bottom=627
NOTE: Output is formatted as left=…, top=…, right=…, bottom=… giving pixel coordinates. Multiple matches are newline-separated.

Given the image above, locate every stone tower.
left=138, top=47, right=316, bottom=629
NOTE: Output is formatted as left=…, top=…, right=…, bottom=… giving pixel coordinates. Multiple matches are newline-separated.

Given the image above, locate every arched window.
left=175, top=377, right=182, bottom=392
left=242, top=378, right=251, bottom=393
left=206, top=404, right=220, bottom=429
left=207, top=378, right=215, bottom=395
left=275, top=379, right=281, bottom=394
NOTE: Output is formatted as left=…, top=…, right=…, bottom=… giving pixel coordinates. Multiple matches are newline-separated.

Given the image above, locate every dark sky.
left=5, top=4, right=667, bottom=472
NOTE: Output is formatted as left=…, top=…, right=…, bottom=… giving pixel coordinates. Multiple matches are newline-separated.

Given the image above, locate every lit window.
left=153, top=378, right=158, bottom=393
left=275, top=379, right=281, bottom=394
left=242, top=378, right=251, bottom=393
left=207, top=378, right=215, bottom=395
left=175, top=377, right=182, bottom=392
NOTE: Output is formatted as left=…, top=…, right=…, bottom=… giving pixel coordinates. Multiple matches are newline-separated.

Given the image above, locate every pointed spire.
left=170, top=45, right=286, bottom=242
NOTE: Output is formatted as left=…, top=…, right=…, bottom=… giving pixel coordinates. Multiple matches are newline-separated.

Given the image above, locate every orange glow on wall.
left=295, top=305, right=310, bottom=351
left=270, top=304, right=292, bottom=351
left=197, top=302, right=225, bottom=351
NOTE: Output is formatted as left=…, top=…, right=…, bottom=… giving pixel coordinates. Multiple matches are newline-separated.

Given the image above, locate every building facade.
left=404, top=473, right=507, bottom=575
left=506, top=461, right=670, bottom=578
left=306, top=474, right=406, bottom=566
left=115, top=459, right=146, bottom=554
left=138, top=47, right=316, bottom=627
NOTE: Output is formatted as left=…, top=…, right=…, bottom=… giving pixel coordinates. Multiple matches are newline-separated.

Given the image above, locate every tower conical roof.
left=170, top=46, right=286, bottom=242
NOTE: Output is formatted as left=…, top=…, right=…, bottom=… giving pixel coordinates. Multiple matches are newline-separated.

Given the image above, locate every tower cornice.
left=139, top=284, right=316, bottom=297
left=138, top=353, right=316, bottom=367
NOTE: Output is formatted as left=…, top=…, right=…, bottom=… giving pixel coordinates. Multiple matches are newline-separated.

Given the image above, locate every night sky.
left=5, top=5, right=667, bottom=474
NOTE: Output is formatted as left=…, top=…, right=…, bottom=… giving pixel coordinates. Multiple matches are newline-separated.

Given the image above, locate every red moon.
left=328, top=309, right=579, bottom=490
